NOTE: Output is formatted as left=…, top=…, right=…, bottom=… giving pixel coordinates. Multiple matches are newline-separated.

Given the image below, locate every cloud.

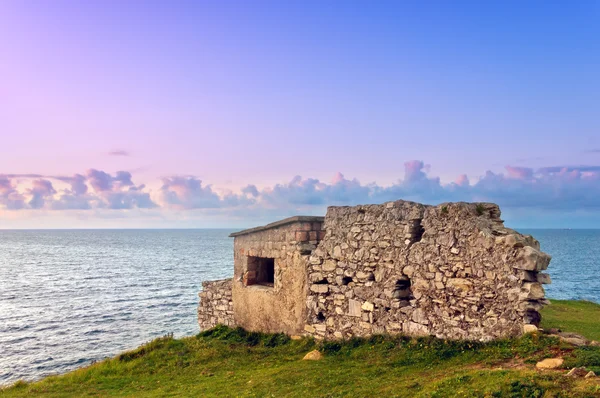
left=0, top=176, right=26, bottom=210
left=27, top=179, right=56, bottom=209
left=158, top=176, right=230, bottom=209
left=241, top=185, right=259, bottom=197
left=108, top=150, right=130, bottom=156
left=1, top=161, right=600, bottom=218
left=0, top=170, right=157, bottom=211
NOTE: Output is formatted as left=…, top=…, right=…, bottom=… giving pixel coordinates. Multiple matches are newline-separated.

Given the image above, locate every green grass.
left=2, top=301, right=599, bottom=397
left=540, top=299, right=600, bottom=341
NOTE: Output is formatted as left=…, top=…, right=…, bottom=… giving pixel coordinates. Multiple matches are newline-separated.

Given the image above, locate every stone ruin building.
left=198, top=200, right=552, bottom=341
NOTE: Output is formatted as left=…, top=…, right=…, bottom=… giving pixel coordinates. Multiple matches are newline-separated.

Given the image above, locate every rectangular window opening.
left=245, top=256, right=275, bottom=287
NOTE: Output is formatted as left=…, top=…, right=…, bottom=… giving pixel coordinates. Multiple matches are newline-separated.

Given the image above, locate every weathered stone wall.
left=303, top=201, right=551, bottom=341
left=231, top=217, right=324, bottom=334
left=198, top=279, right=234, bottom=330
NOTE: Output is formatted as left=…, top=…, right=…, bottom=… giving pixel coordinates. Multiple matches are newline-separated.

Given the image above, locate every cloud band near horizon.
left=2, top=161, right=599, bottom=222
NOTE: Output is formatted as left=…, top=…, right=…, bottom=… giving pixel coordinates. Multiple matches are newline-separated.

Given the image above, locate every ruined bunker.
left=198, top=200, right=552, bottom=341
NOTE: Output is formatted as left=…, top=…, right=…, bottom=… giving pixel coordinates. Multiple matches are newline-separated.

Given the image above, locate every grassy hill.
left=2, top=300, right=600, bottom=397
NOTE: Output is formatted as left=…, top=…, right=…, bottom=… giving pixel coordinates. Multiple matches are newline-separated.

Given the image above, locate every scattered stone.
left=566, top=367, right=588, bottom=377
left=557, top=332, right=589, bottom=346
left=536, top=358, right=564, bottom=369
left=560, top=337, right=588, bottom=346
left=523, top=324, right=538, bottom=334
left=290, top=335, right=302, bottom=340
left=302, top=350, right=323, bottom=360
left=585, top=371, right=596, bottom=379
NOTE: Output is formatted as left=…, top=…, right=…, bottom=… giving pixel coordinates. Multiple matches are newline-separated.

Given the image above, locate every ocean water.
left=1, top=228, right=599, bottom=385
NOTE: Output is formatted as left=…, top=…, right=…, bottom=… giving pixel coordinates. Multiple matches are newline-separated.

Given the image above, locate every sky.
left=0, top=0, right=599, bottom=229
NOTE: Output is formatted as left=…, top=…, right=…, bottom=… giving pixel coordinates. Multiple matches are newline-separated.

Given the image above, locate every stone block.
left=295, top=231, right=309, bottom=242
left=348, top=299, right=361, bottom=317
left=520, top=282, right=545, bottom=300
left=310, top=284, right=329, bottom=294
left=513, top=246, right=551, bottom=271
left=404, top=321, right=430, bottom=336
left=447, top=278, right=473, bottom=292
left=322, top=260, right=337, bottom=272
left=299, top=222, right=313, bottom=231
left=304, top=324, right=316, bottom=333
left=537, top=273, right=552, bottom=284
left=361, top=301, right=374, bottom=312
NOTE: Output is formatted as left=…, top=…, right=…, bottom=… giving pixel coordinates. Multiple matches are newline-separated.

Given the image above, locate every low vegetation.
left=2, top=300, right=600, bottom=397
left=541, top=299, right=600, bottom=342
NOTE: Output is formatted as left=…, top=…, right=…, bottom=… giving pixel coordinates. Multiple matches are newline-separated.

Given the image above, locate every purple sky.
left=1, top=1, right=599, bottom=228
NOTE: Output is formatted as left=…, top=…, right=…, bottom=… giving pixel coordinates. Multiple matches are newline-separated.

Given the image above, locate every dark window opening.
left=393, top=278, right=413, bottom=299
left=245, top=256, right=275, bottom=287
left=412, top=219, right=425, bottom=242
left=317, top=312, right=326, bottom=322
left=342, top=276, right=353, bottom=285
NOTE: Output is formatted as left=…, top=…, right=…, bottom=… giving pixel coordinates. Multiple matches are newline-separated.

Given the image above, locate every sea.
left=0, top=228, right=599, bottom=385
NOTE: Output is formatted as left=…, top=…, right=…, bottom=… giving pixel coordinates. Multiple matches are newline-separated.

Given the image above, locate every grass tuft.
left=475, top=203, right=486, bottom=216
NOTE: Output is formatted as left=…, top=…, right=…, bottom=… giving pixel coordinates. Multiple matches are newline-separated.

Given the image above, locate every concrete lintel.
left=229, top=216, right=325, bottom=238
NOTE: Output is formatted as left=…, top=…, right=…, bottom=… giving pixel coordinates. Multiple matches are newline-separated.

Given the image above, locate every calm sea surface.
left=1, top=228, right=599, bottom=385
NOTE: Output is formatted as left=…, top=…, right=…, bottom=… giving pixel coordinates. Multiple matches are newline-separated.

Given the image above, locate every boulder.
left=302, top=350, right=323, bottom=360
left=535, top=358, right=563, bottom=369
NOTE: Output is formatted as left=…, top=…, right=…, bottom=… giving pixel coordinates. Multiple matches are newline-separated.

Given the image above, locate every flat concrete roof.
left=229, top=216, right=325, bottom=237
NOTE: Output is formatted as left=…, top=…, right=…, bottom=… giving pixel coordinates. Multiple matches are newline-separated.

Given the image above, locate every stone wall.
left=198, top=279, right=234, bottom=330
left=230, top=217, right=325, bottom=334
left=303, top=201, right=551, bottom=341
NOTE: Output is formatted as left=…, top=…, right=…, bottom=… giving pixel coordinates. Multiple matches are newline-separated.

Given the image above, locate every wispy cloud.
left=107, top=150, right=130, bottom=157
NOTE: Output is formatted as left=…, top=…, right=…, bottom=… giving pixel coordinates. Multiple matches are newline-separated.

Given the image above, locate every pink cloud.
left=1, top=161, right=600, bottom=215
